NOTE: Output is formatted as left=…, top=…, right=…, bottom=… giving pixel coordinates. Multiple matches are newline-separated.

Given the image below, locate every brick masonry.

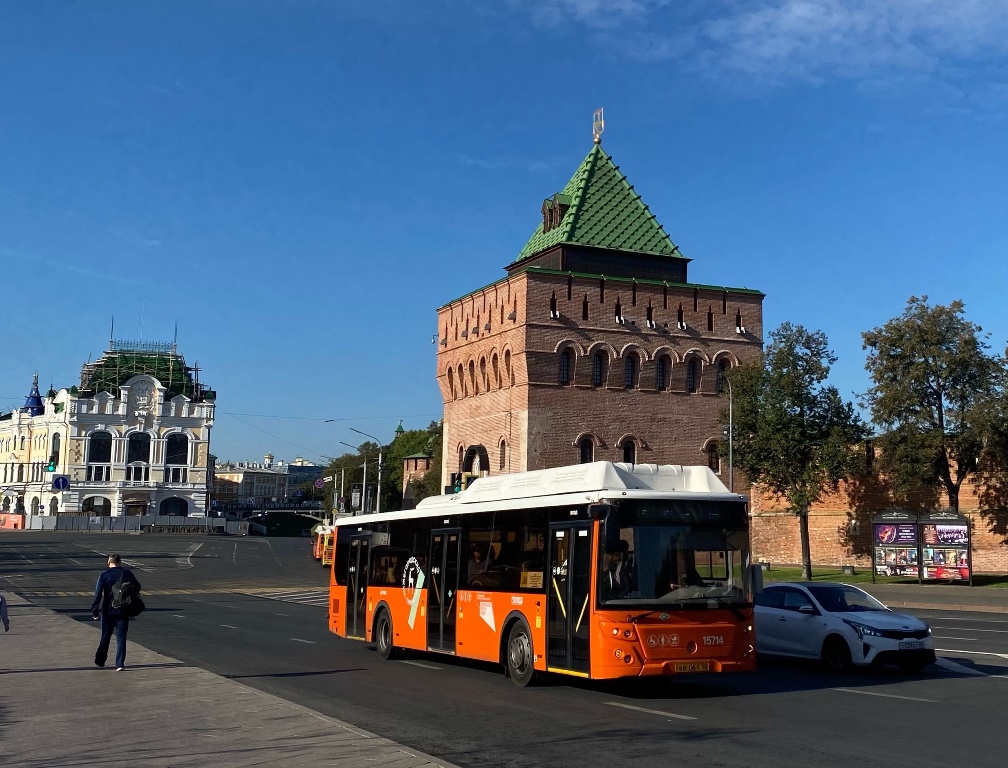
left=751, top=471, right=1008, bottom=573
left=437, top=269, right=764, bottom=484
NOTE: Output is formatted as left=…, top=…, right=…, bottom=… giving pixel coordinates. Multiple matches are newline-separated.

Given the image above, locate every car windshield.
left=806, top=585, right=888, bottom=613
left=598, top=500, right=752, bottom=608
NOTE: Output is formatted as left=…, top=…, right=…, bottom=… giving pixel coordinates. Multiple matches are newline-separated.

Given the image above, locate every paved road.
left=3, top=532, right=1007, bottom=768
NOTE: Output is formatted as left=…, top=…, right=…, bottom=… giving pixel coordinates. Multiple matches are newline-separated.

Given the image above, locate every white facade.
left=0, top=371, right=214, bottom=518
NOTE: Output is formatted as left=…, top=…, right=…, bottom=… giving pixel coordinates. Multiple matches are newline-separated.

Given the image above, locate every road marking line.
left=220, top=624, right=238, bottom=629
left=932, top=626, right=1008, bottom=634
left=399, top=660, right=443, bottom=670
left=176, top=543, right=202, bottom=569
left=605, top=702, right=697, bottom=721
left=937, top=648, right=1008, bottom=659
left=173, top=614, right=185, bottom=618
left=833, top=688, right=935, bottom=703
left=935, top=636, right=978, bottom=641
left=935, top=658, right=987, bottom=677
left=291, top=638, right=316, bottom=644
left=927, top=616, right=1008, bottom=624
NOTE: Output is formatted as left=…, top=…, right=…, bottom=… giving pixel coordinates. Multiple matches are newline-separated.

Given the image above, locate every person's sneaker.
left=115, top=667, right=125, bottom=671
left=94, top=661, right=105, bottom=668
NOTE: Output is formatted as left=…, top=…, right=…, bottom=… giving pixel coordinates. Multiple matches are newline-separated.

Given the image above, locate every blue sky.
left=2, top=1, right=1006, bottom=463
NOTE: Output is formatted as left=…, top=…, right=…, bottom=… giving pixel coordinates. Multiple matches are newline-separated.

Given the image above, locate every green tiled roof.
left=516, top=143, right=683, bottom=262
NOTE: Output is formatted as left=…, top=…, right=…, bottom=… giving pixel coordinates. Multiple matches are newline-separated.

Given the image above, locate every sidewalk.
left=860, top=581, right=1008, bottom=614
left=0, top=596, right=460, bottom=768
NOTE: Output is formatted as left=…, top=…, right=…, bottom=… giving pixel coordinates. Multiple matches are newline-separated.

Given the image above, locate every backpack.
left=111, top=571, right=138, bottom=611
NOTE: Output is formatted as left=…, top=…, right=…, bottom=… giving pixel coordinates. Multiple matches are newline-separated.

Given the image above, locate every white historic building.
left=0, top=341, right=215, bottom=518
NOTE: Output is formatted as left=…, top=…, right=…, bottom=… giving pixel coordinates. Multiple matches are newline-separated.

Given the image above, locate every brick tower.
left=436, top=126, right=764, bottom=486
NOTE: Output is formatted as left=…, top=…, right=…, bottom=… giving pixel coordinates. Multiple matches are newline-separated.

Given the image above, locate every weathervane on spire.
left=593, top=107, right=604, bottom=144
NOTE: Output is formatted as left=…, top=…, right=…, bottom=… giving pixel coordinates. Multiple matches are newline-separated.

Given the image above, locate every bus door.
left=346, top=534, right=370, bottom=639
left=427, top=528, right=461, bottom=653
left=546, top=522, right=592, bottom=674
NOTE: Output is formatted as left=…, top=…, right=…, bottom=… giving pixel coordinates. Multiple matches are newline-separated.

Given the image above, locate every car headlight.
left=926, top=625, right=932, bottom=636
left=843, top=619, right=883, bottom=639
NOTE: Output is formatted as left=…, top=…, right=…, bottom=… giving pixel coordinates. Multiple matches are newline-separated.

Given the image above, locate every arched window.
left=504, top=350, right=513, bottom=386
left=656, top=355, right=671, bottom=392
left=592, top=352, right=606, bottom=387
left=447, top=366, right=455, bottom=399
left=716, top=360, right=730, bottom=394
left=469, top=360, right=477, bottom=394
left=458, top=445, right=464, bottom=472
left=624, top=352, right=639, bottom=389
left=579, top=438, right=594, bottom=464
left=87, top=431, right=113, bottom=464
left=499, top=439, right=507, bottom=472
left=50, top=433, right=60, bottom=464
left=48, top=497, right=58, bottom=515
left=707, top=306, right=715, bottom=332
left=708, top=443, right=721, bottom=473
left=687, top=359, right=699, bottom=393
left=582, top=295, right=589, bottom=320
left=491, top=353, right=499, bottom=389
left=458, top=364, right=465, bottom=397
left=165, top=434, right=189, bottom=483
left=559, top=348, right=574, bottom=385
left=127, top=433, right=151, bottom=464
left=622, top=441, right=636, bottom=464
left=479, top=357, right=487, bottom=391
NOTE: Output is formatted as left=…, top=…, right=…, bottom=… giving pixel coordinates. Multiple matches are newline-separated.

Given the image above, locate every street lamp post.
left=349, top=428, right=384, bottom=515
left=338, top=441, right=369, bottom=515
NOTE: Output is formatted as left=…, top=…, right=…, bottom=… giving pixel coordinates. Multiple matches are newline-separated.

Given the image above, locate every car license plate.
left=675, top=662, right=710, bottom=673
left=899, top=641, right=923, bottom=650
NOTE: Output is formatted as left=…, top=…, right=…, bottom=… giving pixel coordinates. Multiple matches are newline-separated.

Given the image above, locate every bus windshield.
left=598, top=499, right=751, bottom=608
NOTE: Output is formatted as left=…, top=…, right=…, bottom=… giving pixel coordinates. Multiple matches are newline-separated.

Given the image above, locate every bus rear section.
left=327, top=462, right=759, bottom=684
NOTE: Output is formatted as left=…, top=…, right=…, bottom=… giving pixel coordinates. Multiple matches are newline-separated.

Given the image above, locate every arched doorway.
left=462, top=445, right=490, bottom=475
left=49, top=497, right=58, bottom=515
left=82, top=496, right=112, bottom=516
left=159, top=497, right=188, bottom=516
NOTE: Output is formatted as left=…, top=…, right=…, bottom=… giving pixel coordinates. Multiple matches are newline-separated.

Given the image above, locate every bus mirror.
left=748, top=564, right=764, bottom=596
left=588, top=504, right=613, bottom=520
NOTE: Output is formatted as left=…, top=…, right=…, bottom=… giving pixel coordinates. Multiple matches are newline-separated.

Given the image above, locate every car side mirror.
left=797, top=605, right=816, bottom=615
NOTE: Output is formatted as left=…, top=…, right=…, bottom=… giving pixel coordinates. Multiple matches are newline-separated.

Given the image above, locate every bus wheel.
left=375, top=609, right=396, bottom=660
left=506, top=621, right=535, bottom=686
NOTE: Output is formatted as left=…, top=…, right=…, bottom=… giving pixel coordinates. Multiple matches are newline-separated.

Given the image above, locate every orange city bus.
left=327, top=461, right=760, bottom=685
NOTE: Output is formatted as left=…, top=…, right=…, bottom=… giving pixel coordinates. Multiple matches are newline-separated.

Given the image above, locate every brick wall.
left=437, top=270, right=765, bottom=484
left=750, top=472, right=1008, bottom=572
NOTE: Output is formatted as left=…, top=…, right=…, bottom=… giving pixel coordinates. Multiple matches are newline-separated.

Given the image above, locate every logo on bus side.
left=401, top=556, right=426, bottom=630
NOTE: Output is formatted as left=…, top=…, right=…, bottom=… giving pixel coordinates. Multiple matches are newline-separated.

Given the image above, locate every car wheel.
left=506, top=621, right=536, bottom=687
left=375, top=609, right=396, bottom=660
left=821, top=636, right=852, bottom=673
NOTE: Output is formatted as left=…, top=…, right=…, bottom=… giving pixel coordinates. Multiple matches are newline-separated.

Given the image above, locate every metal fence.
left=24, top=515, right=248, bottom=535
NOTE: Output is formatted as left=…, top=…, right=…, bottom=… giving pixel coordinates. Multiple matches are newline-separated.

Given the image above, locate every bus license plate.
left=675, top=662, right=710, bottom=673
left=899, top=641, right=923, bottom=650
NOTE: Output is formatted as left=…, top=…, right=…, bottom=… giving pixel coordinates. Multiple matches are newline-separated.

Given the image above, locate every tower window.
left=560, top=348, right=574, bottom=385
left=687, top=359, right=699, bottom=393
left=592, top=353, right=606, bottom=387
left=622, top=441, right=636, bottom=464
left=579, top=438, right=594, bottom=464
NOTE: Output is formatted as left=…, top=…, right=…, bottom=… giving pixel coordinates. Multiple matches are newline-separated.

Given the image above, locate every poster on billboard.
left=919, top=512, right=971, bottom=582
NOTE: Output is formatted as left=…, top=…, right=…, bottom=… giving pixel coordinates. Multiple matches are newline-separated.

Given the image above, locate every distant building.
left=282, top=455, right=324, bottom=487
left=401, top=453, right=432, bottom=510
left=213, top=459, right=290, bottom=506
left=0, top=340, right=215, bottom=517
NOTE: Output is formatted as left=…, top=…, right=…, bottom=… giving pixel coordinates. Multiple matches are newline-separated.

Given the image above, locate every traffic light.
left=450, top=473, right=462, bottom=493
left=46, top=455, right=56, bottom=472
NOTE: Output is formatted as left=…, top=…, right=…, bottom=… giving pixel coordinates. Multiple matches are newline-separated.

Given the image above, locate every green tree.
left=730, top=323, right=867, bottom=579
left=862, top=296, right=1006, bottom=513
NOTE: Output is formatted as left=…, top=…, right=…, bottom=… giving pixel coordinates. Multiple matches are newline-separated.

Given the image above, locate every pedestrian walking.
left=90, top=554, right=141, bottom=670
left=1, top=592, right=9, bottom=632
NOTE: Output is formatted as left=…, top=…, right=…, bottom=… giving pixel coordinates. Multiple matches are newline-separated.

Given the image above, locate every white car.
left=754, top=582, right=936, bottom=672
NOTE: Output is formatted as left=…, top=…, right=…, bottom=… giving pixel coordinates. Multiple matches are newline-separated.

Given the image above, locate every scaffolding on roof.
left=79, top=339, right=215, bottom=402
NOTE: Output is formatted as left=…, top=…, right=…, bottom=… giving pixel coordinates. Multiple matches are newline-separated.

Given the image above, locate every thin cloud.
left=521, top=0, right=1008, bottom=91
left=458, top=154, right=565, bottom=173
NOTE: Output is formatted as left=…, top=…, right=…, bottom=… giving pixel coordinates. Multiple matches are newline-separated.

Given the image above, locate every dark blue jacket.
left=91, top=567, right=142, bottom=617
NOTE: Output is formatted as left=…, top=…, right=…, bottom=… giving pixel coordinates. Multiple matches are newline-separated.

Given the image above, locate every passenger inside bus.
left=468, top=546, right=488, bottom=581
left=601, top=544, right=633, bottom=600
